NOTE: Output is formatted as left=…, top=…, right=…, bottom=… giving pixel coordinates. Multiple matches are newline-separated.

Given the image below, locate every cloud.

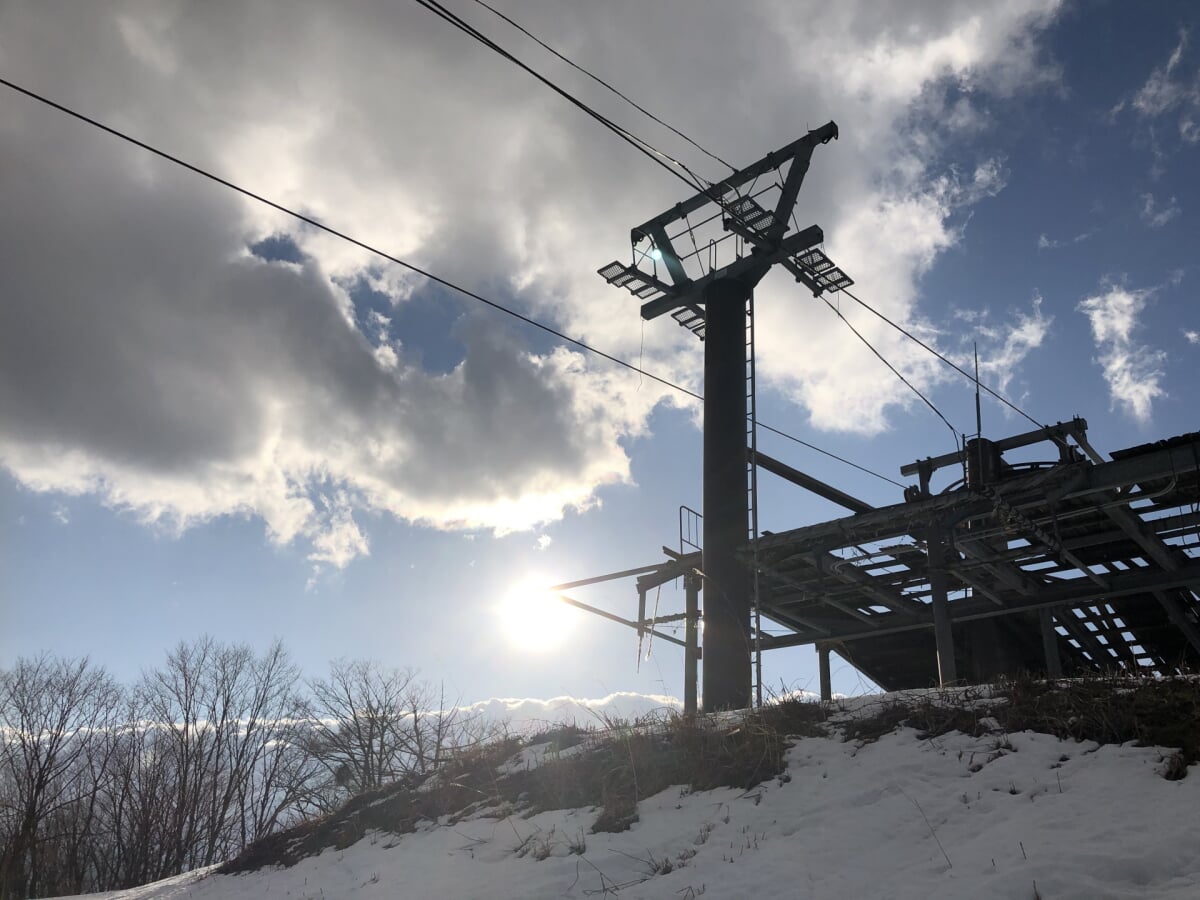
left=1110, top=30, right=1200, bottom=169
left=960, top=294, right=1053, bottom=400
left=1037, top=229, right=1095, bottom=250
left=1131, top=32, right=1194, bottom=117
left=1185, top=330, right=1200, bottom=345
left=1077, top=285, right=1166, bottom=423
left=0, top=0, right=1065, bottom=559
left=458, top=692, right=682, bottom=733
left=534, top=534, right=553, bottom=552
left=1140, top=192, right=1181, bottom=227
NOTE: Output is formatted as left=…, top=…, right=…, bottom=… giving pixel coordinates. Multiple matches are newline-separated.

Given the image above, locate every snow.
left=54, top=705, right=1200, bottom=900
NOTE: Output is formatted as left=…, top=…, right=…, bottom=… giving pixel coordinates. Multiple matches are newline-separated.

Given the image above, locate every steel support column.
left=1040, top=608, right=1063, bottom=677
left=927, top=525, right=958, bottom=685
left=702, top=278, right=753, bottom=710
left=684, top=572, right=701, bottom=716
left=818, top=643, right=833, bottom=702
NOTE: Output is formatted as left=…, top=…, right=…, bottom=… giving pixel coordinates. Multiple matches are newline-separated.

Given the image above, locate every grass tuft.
left=219, top=676, right=1200, bottom=874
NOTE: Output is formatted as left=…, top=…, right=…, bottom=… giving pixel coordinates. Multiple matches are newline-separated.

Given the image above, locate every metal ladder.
left=745, top=295, right=763, bottom=707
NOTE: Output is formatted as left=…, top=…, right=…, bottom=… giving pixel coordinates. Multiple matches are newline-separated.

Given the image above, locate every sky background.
left=1, top=0, right=1198, bottom=706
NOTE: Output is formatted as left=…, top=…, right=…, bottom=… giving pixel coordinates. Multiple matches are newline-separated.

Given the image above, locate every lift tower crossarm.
left=629, top=122, right=839, bottom=241
left=598, top=124, right=845, bottom=712
left=639, top=224, right=824, bottom=321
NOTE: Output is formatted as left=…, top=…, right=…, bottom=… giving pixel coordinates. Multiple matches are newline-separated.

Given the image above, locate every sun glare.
left=497, top=577, right=576, bottom=652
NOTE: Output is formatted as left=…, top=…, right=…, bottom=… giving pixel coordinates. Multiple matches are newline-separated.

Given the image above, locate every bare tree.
left=0, top=643, right=482, bottom=895
left=303, top=660, right=418, bottom=801
left=0, top=655, right=120, bottom=899
left=303, top=662, right=484, bottom=809
left=90, top=696, right=175, bottom=891
left=135, top=637, right=310, bottom=877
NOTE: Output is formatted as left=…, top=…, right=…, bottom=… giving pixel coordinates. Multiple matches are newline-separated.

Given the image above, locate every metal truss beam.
left=630, top=122, right=838, bottom=240
left=760, top=558, right=1200, bottom=650
left=754, top=450, right=873, bottom=514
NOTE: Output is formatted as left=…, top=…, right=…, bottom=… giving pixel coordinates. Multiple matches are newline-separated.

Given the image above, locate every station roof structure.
left=746, top=427, right=1200, bottom=689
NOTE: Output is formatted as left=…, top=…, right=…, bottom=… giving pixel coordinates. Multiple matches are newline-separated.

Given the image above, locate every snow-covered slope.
left=59, top=694, right=1200, bottom=900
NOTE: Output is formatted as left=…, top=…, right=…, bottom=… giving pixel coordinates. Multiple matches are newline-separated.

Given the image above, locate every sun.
left=496, top=576, right=577, bottom=652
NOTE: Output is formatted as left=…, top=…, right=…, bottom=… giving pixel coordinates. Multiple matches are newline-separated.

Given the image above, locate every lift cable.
left=756, top=421, right=906, bottom=490
left=426, top=1, right=1044, bottom=432
left=836, top=285, right=1046, bottom=430
left=818, top=294, right=961, bottom=448
left=466, top=0, right=738, bottom=173
left=0, top=74, right=904, bottom=491
left=411, top=0, right=717, bottom=195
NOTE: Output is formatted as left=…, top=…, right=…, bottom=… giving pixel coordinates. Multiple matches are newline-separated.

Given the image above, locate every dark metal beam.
left=555, top=593, right=686, bottom=648
left=754, top=451, right=873, bottom=514
left=684, top=573, right=701, bottom=716
left=639, top=225, right=823, bottom=320
left=955, top=537, right=1041, bottom=597
left=551, top=562, right=679, bottom=592
left=1103, top=504, right=1182, bottom=572
left=760, top=558, right=1200, bottom=649
left=1040, top=608, right=1063, bottom=677
left=769, top=141, right=821, bottom=242
left=900, top=418, right=1089, bottom=478
left=631, top=122, right=838, bottom=239
left=927, top=526, right=957, bottom=685
left=809, top=551, right=923, bottom=618
left=635, top=551, right=703, bottom=591
left=1056, top=614, right=1115, bottom=668
left=1154, top=590, right=1200, bottom=657
left=1052, top=436, right=1200, bottom=501
left=643, top=223, right=691, bottom=288
left=817, top=643, right=832, bottom=702
left=755, top=436, right=1200, bottom=557
left=701, top=278, right=753, bottom=710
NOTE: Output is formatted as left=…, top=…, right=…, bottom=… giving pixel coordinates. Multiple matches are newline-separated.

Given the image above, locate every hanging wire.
left=0, top=76, right=906, bottom=491
left=427, top=0, right=1047, bottom=432
left=817, top=293, right=961, bottom=450
left=466, top=0, right=737, bottom=172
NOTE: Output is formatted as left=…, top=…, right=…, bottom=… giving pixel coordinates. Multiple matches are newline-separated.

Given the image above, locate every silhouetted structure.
left=598, top=123, right=846, bottom=709
left=568, top=127, right=1200, bottom=709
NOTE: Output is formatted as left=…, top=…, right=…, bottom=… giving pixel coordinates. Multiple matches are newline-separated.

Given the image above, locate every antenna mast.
left=974, top=342, right=982, bottom=439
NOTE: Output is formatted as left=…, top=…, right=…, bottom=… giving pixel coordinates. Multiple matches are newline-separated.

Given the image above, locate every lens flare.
left=496, top=577, right=576, bottom=652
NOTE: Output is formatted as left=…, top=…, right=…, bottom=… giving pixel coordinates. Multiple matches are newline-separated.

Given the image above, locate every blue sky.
left=1, top=0, right=1197, bottom=705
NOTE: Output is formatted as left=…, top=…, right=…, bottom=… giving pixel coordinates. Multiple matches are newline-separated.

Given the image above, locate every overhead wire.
left=836, top=285, right=1047, bottom=430
left=466, top=0, right=737, bottom=173
left=0, top=75, right=693, bottom=402
left=412, top=2, right=925, bottom=493
left=410, top=0, right=717, bottom=196
left=818, top=293, right=961, bottom=446
left=0, top=74, right=904, bottom=491
left=756, top=422, right=906, bottom=489
left=424, top=0, right=1045, bottom=434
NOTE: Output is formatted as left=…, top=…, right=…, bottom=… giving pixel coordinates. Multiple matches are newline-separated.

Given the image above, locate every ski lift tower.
left=598, top=122, right=851, bottom=710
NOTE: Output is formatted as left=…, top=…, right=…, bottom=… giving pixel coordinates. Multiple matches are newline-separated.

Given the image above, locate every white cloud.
left=1112, top=30, right=1200, bottom=168
left=534, top=534, right=553, bottom=552
left=1037, top=229, right=1095, bottom=250
left=1077, top=285, right=1167, bottom=423
left=308, top=496, right=370, bottom=569
left=1140, top=192, right=1181, bottom=227
left=0, top=0, right=1066, bottom=558
left=1131, top=32, right=1194, bottom=117
left=1182, top=116, right=1200, bottom=144
left=1184, top=329, right=1200, bottom=345
left=458, top=692, right=682, bottom=733
left=966, top=294, right=1053, bottom=399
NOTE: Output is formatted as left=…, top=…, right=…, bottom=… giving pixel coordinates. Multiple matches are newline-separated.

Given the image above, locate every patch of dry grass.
left=220, top=676, right=1200, bottom=873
